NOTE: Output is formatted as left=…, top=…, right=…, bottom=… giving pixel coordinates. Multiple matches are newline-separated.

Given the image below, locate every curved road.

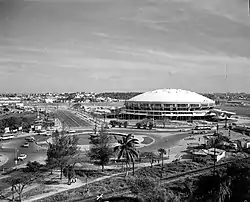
left=0, top=136, right=47, bottom=171
left=0, top=110, right=194, bottom=170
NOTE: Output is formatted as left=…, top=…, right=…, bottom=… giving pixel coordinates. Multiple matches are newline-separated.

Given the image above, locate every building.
left=0, top=97, right=22, bottom=106
left=191, top=148, right=226, bottom=162
left=122, top=89, right=216, bottom=120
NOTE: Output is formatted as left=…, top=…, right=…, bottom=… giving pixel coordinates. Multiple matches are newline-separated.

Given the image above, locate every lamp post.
left=94, top=114, right=97, bottom=134
left=0, top=137, right=2, bottom=149
left=213, top=138, right=217, bottom=176
left=14, top=148, right=19, bottom=169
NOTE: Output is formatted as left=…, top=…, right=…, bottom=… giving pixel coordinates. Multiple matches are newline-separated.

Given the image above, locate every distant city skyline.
left=0, top=0, right=250, bottom=93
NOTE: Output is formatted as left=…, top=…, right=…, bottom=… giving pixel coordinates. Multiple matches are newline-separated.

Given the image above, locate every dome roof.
left=128, top=89, right=215, bottom=104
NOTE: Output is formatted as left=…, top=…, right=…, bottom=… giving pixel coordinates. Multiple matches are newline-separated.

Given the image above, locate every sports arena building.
left=122, top=89, right=216, bottom=120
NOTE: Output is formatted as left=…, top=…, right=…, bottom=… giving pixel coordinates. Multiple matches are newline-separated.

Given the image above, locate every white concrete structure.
left=244, top=141, right=250, bottom=149
left=123, top=89, right=215, bottom=120
left=0, top=97, right=22, bottom=106
left=206, top=148, right=226, bottom=162
left=191, top=148, right=226, bottom=162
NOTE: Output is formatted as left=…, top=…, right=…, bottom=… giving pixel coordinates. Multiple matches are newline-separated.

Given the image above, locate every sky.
left=0, top=0, right=250, bottom=93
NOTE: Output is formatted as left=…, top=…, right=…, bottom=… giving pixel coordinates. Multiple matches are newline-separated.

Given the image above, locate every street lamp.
left=14, top=149, right=19, bottom=169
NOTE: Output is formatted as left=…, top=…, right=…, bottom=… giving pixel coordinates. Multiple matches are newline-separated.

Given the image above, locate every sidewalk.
left=0, top=154, right=8, bottom=167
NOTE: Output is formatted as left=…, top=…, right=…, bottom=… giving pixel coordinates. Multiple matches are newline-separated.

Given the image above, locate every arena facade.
left=121, top=89, right=216, bottom=120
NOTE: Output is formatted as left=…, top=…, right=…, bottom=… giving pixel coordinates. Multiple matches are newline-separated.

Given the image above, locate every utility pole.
left=213, top=142, right=216, bottom=176
left=94, top=115, right=97, bottom=134
left=14, top=148, right=18, bottom=169
left=248, top=0, right=250, bottom=16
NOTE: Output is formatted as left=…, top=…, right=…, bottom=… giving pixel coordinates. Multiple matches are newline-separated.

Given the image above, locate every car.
left=43, top=132, right=52, bottom=136
left=25, top=136, right=35, bottom=142
left=17, top=154, right=27, bottom=161
left=39, top=131, right=47, bottom=136
left=22, top=142, right=29, bottom=148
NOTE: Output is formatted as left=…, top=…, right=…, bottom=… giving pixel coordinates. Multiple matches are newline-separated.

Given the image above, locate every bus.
left=0, top=133, right=15, bottom=140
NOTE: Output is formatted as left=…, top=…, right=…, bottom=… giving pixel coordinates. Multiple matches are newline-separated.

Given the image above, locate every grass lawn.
left=140, top=136, right=154, bottom=145
left=219, top=105, right=250, bottom=117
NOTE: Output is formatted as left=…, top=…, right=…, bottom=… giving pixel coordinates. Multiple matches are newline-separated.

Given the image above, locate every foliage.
left=5, top=171, right=40, bottom=202
left=24, top=161, right=43, bottom=173
left=207, top=133, right=230, bottom=149
left=136, top=122, right=141, bottom=129
left=148, top=122, right=154, bottom=130
left=225, top=160, right=250, bottom=202
left=88, top=129, right=113, bottom=172
left=127, top=176, right=179, bottom=202
left=110, top=120, right=125, bottom=128
left=46, top=131, right=80, bottom=179
left=191, top=159, right=250, bottom=202
left=0, top=114, right=36, bottom=131
left=127, top=176, right=156, bottom=196
left=140, top=152, right=157, bottom=168
left=45, top=157, right=58, bottom=175
left=192, top=172, right=232, bottom=202
left=124, top=121, right=128, bottom=128
left=96, top=92, right=142, bottom=100
left=114, top=134, right=139, bottom=176
left=158, top=148, right=167, bottom=169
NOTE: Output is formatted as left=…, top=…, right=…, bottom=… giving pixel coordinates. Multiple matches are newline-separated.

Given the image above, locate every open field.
left=219, top=104, right=250, bottom=118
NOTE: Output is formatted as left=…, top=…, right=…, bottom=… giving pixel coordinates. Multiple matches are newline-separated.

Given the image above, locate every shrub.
left=24, top=161, right=43, bottom=173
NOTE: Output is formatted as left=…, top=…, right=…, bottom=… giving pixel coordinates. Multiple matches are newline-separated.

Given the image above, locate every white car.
left=22, top=142, right=29, bottom=148
left=25, top=136, right=35, bottom=142
left=17, top=154, right=27, bottom=161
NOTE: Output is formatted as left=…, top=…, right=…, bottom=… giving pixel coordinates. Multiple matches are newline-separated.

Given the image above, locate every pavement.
left=0, top=154, right=8, bottom=167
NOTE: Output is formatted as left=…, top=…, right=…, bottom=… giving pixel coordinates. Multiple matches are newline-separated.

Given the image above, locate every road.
left=0, top=135, right=48, bottom=171
left=56, top=110, right=92, bottom=128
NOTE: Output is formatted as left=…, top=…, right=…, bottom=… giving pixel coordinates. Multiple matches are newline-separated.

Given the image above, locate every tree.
left=114, top=134, right=139, bottom=176
left=24, top=161, right=43, bottom=173
left=88, top=129, right=113, bottom=172
left=192, top=172, right=232, bottom=202
left=226, top=161, right=250, bottom=202
left=46, top=157, right=58, bottom=175
left=141, top=152, right=157, bottom=168
left=148, top=122, right=154, bottom=130
left=136, top=122, right=141, bottom=129
left=5, top=172, right=39, bottom=202
left=46, top=131, right=79, bottom=180
left=63, top=153, right=82, bottom=185
left=158, top=148, right=167, bottom=168
left=123, top=121, right=128, bottom=128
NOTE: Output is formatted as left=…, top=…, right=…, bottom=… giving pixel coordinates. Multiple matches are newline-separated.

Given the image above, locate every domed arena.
left=122, top=89, right=215, bottom=120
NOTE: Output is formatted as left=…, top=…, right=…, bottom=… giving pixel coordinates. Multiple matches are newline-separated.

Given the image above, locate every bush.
left=136, top=123, right=141, bottom=129
left=124, top=121, right=128, bottom=128
left=24, top=161, right=43, bottom=173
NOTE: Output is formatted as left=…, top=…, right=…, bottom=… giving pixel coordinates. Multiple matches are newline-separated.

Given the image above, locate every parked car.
left=25, top=136, right=35, bottom=142
left=17, top=154, right=27, bottom=161
left=22, top=142, right=29, bottom=148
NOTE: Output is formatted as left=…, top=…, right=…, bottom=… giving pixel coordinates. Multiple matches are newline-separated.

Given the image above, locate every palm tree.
left=114, top=134, right=139, bottom=176
left=158, top=148, right=167, bottom=168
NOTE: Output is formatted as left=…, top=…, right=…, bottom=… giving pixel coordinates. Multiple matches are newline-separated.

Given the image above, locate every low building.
left=244, top=141, right=250, bottom=149
left=191, top=148, right=226, bottom=162
left=206, top=148, right=226, bottom=162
